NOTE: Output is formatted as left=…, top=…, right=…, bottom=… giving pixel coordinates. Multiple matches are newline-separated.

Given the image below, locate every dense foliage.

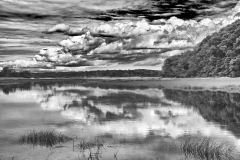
left=0, top=67, right=31, bottom=78
left=162, top=19, right=240, bottom=77
left=0, top=67, right=162, bottom=78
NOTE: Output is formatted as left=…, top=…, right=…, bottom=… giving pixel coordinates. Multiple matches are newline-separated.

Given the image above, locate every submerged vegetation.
left=19, top=130, right=72, bottom=148
left=180, top=137, right=236, bottom=160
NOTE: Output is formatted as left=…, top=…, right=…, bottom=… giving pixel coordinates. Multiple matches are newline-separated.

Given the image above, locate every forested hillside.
left=162, top=19, right=240, bottom=77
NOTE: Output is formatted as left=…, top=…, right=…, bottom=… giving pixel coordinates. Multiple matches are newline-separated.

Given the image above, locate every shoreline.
left=0, top=77, right=240, bottom=93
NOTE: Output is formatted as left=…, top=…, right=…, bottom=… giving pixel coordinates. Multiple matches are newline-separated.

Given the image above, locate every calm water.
left=1, top=81, right=240, bottom=160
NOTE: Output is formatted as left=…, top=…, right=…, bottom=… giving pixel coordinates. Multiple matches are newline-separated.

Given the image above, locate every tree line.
left=0, top=67, right=163, bottom=78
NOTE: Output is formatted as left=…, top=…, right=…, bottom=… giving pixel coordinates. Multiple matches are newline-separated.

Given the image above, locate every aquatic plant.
left=114, top=149, right=119, bottom=159
left=75, top=138, right=105, bottom=160
left=73, top=138, right=105, bottom=152
left=19, top=130, right=72, bottom=148
left=180, top=137, right=236, bottom=160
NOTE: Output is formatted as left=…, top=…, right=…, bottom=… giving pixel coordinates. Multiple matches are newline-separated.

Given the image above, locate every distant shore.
left=1, top=77, right=240, bottom=92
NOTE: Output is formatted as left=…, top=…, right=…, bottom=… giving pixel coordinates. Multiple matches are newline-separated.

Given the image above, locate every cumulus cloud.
left=2, top=1, right=240, bottom=70
left=44, top=24, right=70, bottom=34
left=58, top=33, right=105, bottom=53
left=35, top=47, right=95, bottom=67
left=0, top=59, right=54, bottom=69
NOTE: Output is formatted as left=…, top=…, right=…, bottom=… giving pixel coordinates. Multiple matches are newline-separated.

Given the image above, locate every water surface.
left=0, top=81, right=240, bottom=160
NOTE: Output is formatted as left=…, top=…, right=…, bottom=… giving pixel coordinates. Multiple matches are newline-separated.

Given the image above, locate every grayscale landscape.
left=1, top=0, right=240, bottom=160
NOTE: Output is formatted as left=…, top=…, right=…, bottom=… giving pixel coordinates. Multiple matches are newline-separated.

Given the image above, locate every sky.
left=0, top=0, right=240, bottom=71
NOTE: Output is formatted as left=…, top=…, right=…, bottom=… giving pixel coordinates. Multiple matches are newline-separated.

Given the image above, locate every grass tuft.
left=19, top=130, right=72, bottom=148
left=74, top=138, right=105, bottom=160
left=180, top=137, right=236, bottom=160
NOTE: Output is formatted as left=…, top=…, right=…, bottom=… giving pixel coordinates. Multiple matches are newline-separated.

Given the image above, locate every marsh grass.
left=19, top=130, right=73, bottom=148
left=180, top=137, right=235, bottom=160
left=74, top=138, right=105, bottom=160
left=19, top=130, right=115, bottom=160
left=74, top=138, right=105, bottom=152
left=114, top=149, right=119, bottom=159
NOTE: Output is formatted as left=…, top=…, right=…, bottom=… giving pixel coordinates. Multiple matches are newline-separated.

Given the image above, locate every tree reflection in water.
left=164, top=89, right=240, bottom=137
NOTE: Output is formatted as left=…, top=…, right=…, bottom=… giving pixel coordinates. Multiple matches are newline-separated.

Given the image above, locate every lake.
left=0, top=81, right=240, bottom=160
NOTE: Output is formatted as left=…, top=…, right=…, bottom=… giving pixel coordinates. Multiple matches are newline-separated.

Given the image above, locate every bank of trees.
left=31, top=69, right=163, bottom=78
left=0, top=67, right=163, bottom=78
left=0, top=67, right=31, bottom=78
left=162, top=19, right=240, bottom=77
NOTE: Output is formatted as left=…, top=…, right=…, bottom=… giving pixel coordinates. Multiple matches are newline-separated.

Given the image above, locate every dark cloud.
left=0, top=11, right=54, bottom=20
left=105, top=0, right=238, bottom=21
left=0, top=0, right=238, bottom=22
left=55, top=60, right=93, bottom=67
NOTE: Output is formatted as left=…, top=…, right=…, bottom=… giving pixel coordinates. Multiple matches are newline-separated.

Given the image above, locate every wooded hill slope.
left=162, top=19, right=240, bottom=77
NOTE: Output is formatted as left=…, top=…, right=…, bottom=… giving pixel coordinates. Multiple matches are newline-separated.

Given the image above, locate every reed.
left=114, top=149, right=119, bottom=159
left=180, top=137, right=235, bottom=160
left=75, top=138, right=105, bottom=160
left=19, top=130, right=72, bottom=148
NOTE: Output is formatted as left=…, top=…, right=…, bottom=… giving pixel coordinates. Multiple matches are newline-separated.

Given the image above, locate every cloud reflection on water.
left=2, top=83, right=240, bottom=159
left=0, top=84, right=238, bottom=142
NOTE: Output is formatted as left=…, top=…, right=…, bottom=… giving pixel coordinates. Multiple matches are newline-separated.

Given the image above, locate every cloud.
left=35, top=47, right=95, bottom=67
left=0, top=59, right=54, bottom=69
left=2, top=1, right=240, bottom=70
left=0, top=0, right=147, bottom=21
left=133, top=57, right=164, bottom=66
left=44, top=24, right=70, bottom=34
left=58, top=33, right=105, bottom=53
left=89, top=41, right=123, bottom=55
